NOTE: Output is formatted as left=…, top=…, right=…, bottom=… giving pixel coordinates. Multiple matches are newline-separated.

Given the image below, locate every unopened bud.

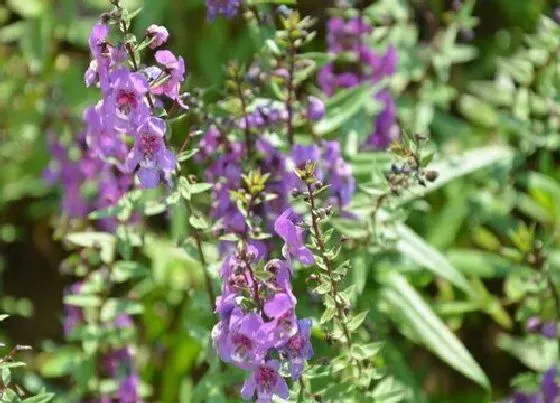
left=425, top=170, right=438, bottom=182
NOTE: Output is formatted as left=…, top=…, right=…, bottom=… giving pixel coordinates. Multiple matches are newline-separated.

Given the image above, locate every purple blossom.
left=526, top=316, right=542, bottom=334
left=125, top=117, right=176, bottom=188
left=319, top=17, right=399, bottom=150
left=541, top=321, right=557, bottom=340
left=509, top=368, right=559, bottom=403
left=306, top=96, right=325, bottom=121
left=240, top=360, right=289, bottom=403
left=118, top=374, right=140, bottom=403
left=282, top=318, right=314, bottom=380
left=364, top=90, right=398, bottom=150
left=217, top=308, right=268, bottom=369
left=206, top=0, right=241, bottom=21
left=146, top=24, right=169, bottom=49
left=152, top=50, right=186, bottom=102
left=105, top=68, right=150, bottom=130
left=327, top=17, right=371, bottom=53
left=84, top=103, right=128, bottom=161
left=274, top=209, right=315, bottom=266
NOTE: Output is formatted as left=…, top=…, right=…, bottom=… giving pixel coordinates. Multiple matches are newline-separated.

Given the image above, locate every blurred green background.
left=0, top=0, right=559, bottom=401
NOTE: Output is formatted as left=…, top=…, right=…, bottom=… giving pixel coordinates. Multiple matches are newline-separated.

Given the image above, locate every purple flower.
left=306, top=96, right=325, bottom=121
left=84, top=104, right=126, bottom=160
left=541, top=321, right=557, bottom=340
left=218, top=309, right=268, bottom=369
left=282, top=318, right=314, bottom=380
left=542, top=368, right=559, bottom=402
left=88, top=23, right=109, bottom=59
left=125, top=117, right=175, bottom=188
left=274, top=209, right=315, bottom=266
left=526, top=316, right=542, bottom=334
left=152, top=50, right=185, bottom=102
left=206, top=0, right=241, bottom=21
left=364, top=90, right=398, bottom=149
left=118, top=374, right=140, bottom=403
left=327, top=17, right=371, bottom=53
left=105, top=68, right=150, bottom=129
left=262, top=293, right=298, bottom=347
left=146, top=24, right=169, bottom=49
left=240, top=360, right=289, bottom=402
left=509, top=368, right=559, bottom=403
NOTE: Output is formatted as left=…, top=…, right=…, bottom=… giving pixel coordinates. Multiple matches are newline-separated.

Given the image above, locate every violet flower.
left=125, top=116, right=176, bottom=188
left=274, top=209, right=315, bottom=267
left=206, top=0, right=241, bottom=21
left=240, top=360, right=289, bottom=403
left=146, top=25, right=169, bottom=49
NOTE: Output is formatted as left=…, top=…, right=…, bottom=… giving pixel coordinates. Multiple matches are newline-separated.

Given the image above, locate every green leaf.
left=446, top=249, right=510, bottom=278
left=348, top=311, right=369, bottom=332
left=458, top=95, right=499, bottom=128
left=497, top=333, right=558, bottom=371
left=111, top=261, right=149, bottom=282
left=369, top=377, right=411, bottom=403
left=65, top=232, right=116, bottom=263
left=100, top=298, right=144, bottom=322
left=22, top=392, right=55, bottom=403
left=381, top=272, right=490, bottom=389
left=0, top=362, right=26, bottom=370
left=63, top=294, right=101, bottom=307
left=189, top=215, right=209, bottom=230
left=395, top=224, right=472, bottom=294
left=315, top=81, right=385, bottom=134
left=7, top=0, right=45, bottom=17
left=331, top=219, right=369, bottom=239
left=399, top=146, right=513, bottom=204
left=0, top=315, right=9, bottom=322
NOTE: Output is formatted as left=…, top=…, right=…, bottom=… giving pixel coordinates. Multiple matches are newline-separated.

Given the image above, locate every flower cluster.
left=85, top=17, right=183, bottom=189
left=318, top=15, right=399, bottom=149
left=287, top=142, right=355, bottom=210
left=44, top=130, right=132, bottom=231
left=212, top=229, right=313, bottom=401
left=526, top=316, right=558, bottom=340
left=206, top=0, right=241, bottom=21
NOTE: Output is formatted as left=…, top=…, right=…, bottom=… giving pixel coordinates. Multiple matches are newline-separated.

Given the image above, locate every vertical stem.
left=194, top=232, right=216, bottom=312
left=286, top=39, right=296, bottom=147
left=306, top=183, right=353, bottom=352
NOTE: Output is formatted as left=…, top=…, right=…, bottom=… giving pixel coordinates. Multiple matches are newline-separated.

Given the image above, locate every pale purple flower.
left=125, top=117, right=176, bottom=188
left=206, top=0, right=241, bottom=21
left=364, top=90, right=398, bottom=149
left=541, top=321, right=557, bottom=339
left=327, top=17, right=371, bottom=53
left=152, top=50, right=185, bottom=102
left=241, top=360, right=289, bottom=403
left=118, top=374, right=140, bottom=403
left=274, top=209, right=315, bottom=266
left=306, top=96, right=325, bottom=121
left=105, top=68, right=150, bottom=130
left=219, top=309, right=268, bottom=369
left=282, top=318, right=314, bottom=380
left=262, top=293, right=298, bottom=347
left=146, top=25, right=169, bottom=49
left=526, top=316, right=541, bottom=334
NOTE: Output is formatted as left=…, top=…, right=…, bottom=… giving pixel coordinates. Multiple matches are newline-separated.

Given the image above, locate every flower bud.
left=526, top=316, right=541, bottom=333
left=306, top=96, right=325, bottom=121
left=425, top=170, right=439, bottom=182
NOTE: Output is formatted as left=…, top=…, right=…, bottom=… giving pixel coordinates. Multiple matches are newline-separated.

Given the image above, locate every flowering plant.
left=1, top=0, right=560, bottom=401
